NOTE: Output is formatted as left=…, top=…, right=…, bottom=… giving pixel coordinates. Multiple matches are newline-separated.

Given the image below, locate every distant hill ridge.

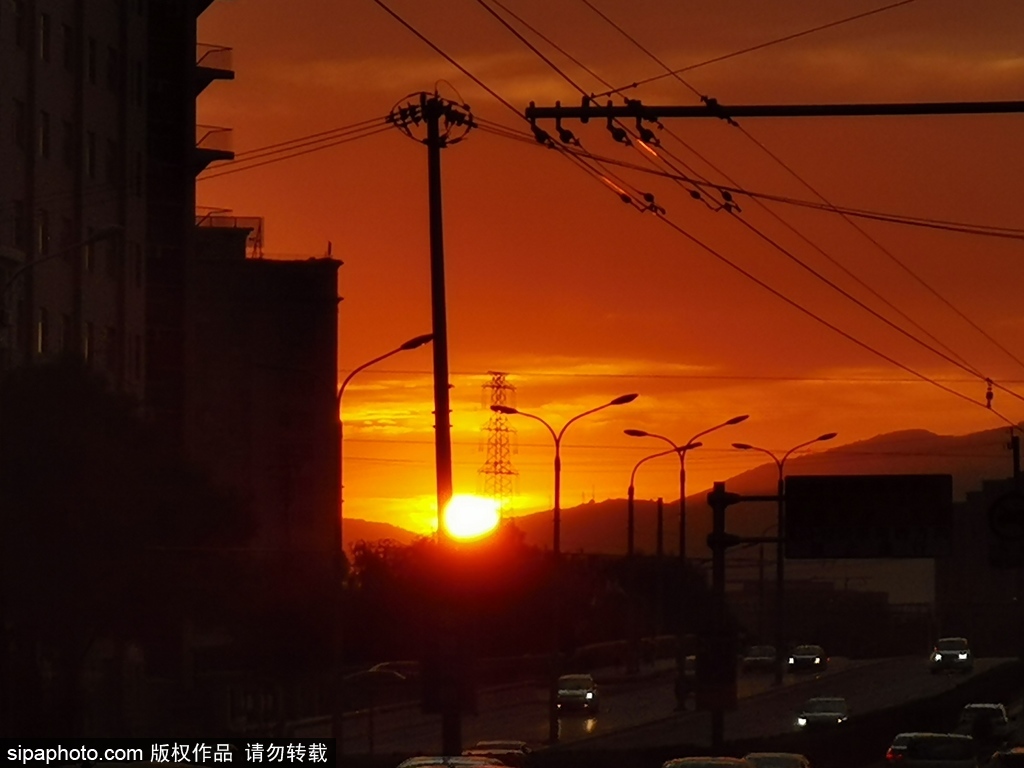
left=345, top=425, right=1020, bottom=557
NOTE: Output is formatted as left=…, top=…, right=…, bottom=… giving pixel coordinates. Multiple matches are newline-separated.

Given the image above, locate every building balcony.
left=196, top=212, right=264, bottom=258
left=194, top=124, right=235, bottom=175
left=195, top=43, right=235, bottom=95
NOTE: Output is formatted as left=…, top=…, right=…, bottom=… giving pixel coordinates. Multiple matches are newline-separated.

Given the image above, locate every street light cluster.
left=337, top=342, right=839, bottom=747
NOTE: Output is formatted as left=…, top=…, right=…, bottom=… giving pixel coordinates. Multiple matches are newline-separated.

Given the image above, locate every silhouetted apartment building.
left=0, top=0, right=151, bottom=394
left=190, top=222, right=341, bottom=554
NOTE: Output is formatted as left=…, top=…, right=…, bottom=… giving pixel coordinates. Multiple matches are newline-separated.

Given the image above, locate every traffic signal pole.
left=705, top=483, right=779, bottom=750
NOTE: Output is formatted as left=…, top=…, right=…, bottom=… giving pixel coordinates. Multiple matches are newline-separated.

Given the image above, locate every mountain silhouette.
left=346, top=426, right=1019, bottom=556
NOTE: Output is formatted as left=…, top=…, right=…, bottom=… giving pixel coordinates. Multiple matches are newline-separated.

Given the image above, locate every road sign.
left=785, top=474, right=953, bottom=558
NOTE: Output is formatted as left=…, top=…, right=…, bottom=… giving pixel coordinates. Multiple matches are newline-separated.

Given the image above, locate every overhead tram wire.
left=575, top=0, right=993, bottom=382
left=578, top=0, right=1024, bottom=383
left=370, top=0, right=1022, bottom=427
left=480, top=2, right=999, bottom=388
left=592, top=0, right=921, bottom=99
left=492, top=131, right=1024, bottom=237
left=471, top=121, right=1024, bottom=240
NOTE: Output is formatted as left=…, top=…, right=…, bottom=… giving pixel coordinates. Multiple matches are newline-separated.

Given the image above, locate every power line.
left=592, top=0, right=922, bottom=98
left=371, top=0, right=1022, bottom=431
left=197, top=124, right=393, bottom=180
left=577, top=0, right=1024, bottom=379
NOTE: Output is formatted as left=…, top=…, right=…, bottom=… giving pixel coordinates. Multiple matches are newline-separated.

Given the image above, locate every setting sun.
left=442, top=494, right=501, bottom=541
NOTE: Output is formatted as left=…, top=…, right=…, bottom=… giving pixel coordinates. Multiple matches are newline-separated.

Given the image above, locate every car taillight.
left=886, top=749, right=904, bottom=762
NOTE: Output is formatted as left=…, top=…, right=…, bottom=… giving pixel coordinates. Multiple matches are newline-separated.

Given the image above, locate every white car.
left=556, top=673, right=599, bottom=713
left=795, top=696, right=849, bottom=729
left=929, top=637, right=973, bottom=673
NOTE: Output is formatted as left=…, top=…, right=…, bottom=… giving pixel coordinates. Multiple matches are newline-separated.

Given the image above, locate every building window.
left=105, top=238, right=120, bottom=278
left=40, top=13, right=51, bottom=61
left=104, top=326, right=118, bottom=371
left=37, top=308, right=49, bottom=355
left=13, top=100, right=28, bottom=150
left=133, top=61, right=143, bottom=106
left=62, top=23, right=75, bottom=70
left=84, top=226, right=95, bottom=272
left=62, top=120, right=75, bottom=167
left=38, top=111, right=50, bottom=158
left=14, top=0, right=27, bottom=48
left=105, top=138, right=118, bottom=182
left=84, top=322, right=94, bottom=365
left=106, top=46, right=120, bottom=91
left=60, top=314, right=72, bottom=353
left=87, top=37, right=96, bottom=83
left=13, top=202, right=28, bottom=248
left=85, top=131, right=95, bottom=178
left=134, top=151, right=143, bottom=197
left=37, top=209, right=49, bottom=255
left=133, top=334, right=142, bottom=378
left=132, top=242, right=143, bottom=287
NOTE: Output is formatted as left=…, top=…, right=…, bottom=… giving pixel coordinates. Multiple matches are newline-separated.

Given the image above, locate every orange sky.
left=195, top=0, right=1024, bottom=535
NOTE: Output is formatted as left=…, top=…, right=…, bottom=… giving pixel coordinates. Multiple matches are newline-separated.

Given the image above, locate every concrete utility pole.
left=390, top=91, right=474, bottom=756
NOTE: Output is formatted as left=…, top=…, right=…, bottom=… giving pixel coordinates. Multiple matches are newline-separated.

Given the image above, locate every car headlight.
left=788, top=657, right=795, bottom=664
left=585, top=691, right=594, bottom=700
left=814, top=657, right=821, bottom=665
left=958, top=652, right=968, bottom=660
left=797, top=716, right=807, bottom=727
left=933, top=653, right=942, bottom=662
left=838, top=716, right=847, bottom=723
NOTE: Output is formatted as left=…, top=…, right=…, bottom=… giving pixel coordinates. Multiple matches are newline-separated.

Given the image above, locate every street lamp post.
left=491, top=393, right=638, bottom=744
left=333, top=333, right=433, bottom=752
left=732, top=432, right=837, bottom=687
left=625, top=415, right=749, bottom=709
left=625, top=444, right=700, bottom=674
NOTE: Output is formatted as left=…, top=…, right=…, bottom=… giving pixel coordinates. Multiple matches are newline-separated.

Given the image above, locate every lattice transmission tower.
left=480, top=372, right=518, bottom=513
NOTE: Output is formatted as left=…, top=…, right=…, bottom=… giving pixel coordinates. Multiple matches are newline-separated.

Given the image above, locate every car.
left=663, top=758, right=755, bottom=768
left=556, top=673, right=599, bottom=714
left=744, top=753, right=811, bottom=768
left=788, top=644, right=828, bottom=673
left=795, top=696, right=849, bottom=729
left=397, top=757, right=507, bottom=768
left=990, top=747, right=1024, bottom=768
left=885, top=733, right=978, bottom=768
left=930, top=637, right=973, bottom=674
left=741, top=645, right=777, bottom=673
left=463, top=741, right=530, bottom=768
left=954, top=703, right=1013, bottom=746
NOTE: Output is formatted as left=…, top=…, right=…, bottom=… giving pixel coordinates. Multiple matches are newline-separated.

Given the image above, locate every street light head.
left=817, top=432, right=838, bottom=442
left=490, top=404, right=518, bottom=415
left=399, top=333, right=433, bottom=350
left=732, top=442, right=753, bottom=450
left=624, top=429, right=648, bottom=437
left=726, top=414, right=750, bottom=426
left=611, top=393, right=639, bottom=405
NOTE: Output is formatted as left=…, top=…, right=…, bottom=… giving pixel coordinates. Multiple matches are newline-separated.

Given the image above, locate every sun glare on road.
left=443, top=494, right=501, bottom=540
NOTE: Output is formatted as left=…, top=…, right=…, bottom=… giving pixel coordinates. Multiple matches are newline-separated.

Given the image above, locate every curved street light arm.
left=688, top=414, right=748, bottom=448
left=514, top=410, right=558, bottom=445
left=630, top=446, right=682, bottom=487
left=557, top=401, right=614, bottom=443
left=338, top=347, right=403, bottom=407
left=780, top=437, right=827, bottom=472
